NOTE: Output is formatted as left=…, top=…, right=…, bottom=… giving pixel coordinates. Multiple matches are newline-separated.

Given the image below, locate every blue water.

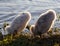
left=0, top=0, right=60, bottom=28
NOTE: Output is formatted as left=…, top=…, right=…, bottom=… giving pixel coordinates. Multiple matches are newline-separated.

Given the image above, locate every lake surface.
left=0, top=0, right=60, bottom=28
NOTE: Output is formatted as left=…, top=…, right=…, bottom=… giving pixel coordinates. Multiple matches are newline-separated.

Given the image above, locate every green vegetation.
left=0, top=28, right=60, bottom=46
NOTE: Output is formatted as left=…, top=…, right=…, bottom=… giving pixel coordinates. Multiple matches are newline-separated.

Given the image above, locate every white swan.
left=1, top=12, right=31, bottom=35
left=30, top=9, right=56, bottom=37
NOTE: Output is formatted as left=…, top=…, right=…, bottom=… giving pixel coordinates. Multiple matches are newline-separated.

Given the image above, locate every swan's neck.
left=1, top=28, right=8, bottom=35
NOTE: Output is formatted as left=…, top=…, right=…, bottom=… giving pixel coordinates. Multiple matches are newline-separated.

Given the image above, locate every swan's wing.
left=34, top=9, right=56, bottom=34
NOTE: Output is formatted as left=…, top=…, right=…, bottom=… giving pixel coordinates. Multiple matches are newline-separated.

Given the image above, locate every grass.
left=0, top=28, right=60, bottom=46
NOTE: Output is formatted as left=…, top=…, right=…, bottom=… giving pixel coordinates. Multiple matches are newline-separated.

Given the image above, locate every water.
left=0, top=0, right=60, bottom=28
